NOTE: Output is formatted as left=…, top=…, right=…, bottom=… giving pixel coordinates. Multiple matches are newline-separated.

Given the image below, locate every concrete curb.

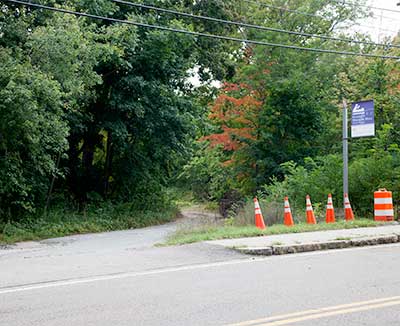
left=235, top=234, right=400, bottom=256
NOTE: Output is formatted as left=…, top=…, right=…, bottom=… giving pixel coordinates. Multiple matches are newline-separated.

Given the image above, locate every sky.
left=353, top=0, right=400, bottom=41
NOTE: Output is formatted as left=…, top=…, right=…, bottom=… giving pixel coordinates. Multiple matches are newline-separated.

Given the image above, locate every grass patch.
left=335, top=237, right=352, bottom=241
left=169, top=188, right=219, bottom=213
left=164, top=219, right=382, bottom=246
left=202, top=201, right=219, bottom=212
left=0, top=203, right=178, bottom=244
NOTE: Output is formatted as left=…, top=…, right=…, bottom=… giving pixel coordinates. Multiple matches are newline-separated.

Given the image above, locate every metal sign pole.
left=343, top=99, right=349, bottom=208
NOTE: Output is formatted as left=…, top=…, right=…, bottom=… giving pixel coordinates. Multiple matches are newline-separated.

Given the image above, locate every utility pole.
left=343, top=99, right=349, bottom=208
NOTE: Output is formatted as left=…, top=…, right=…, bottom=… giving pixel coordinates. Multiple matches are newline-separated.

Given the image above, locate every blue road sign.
left=351, top=100, right=375, bottom=138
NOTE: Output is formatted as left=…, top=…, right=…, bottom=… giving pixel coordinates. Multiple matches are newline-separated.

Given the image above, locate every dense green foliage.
left=1, top=0, right=400, bottom=239
left=0, top=50, right=68, bottom=218
left=179, top=1, right=400, bottom=219
left=0, top=0, right=241, bottom=224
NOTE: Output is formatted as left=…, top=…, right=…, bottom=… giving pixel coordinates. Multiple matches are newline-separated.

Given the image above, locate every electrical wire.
left=370, top=13, right=400, bottom=22
left=3, top=0, right=400, bottom=60
left=329, top=0, right=400, bottom=14
left=111, top=0, right=399, bottom=49
left=250, top=0, right=400, bottom=16
left=243, top=0, right=400, bottom=33
left=243, top=0, right=325, bottom=18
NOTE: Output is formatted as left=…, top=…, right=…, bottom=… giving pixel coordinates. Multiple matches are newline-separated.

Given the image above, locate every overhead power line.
left=111, top=0, right=399, bottom=49
left=350, top=25, right=398, bottom=34
left=244, top=0, right=400, bottom=33
left=250, top=0, right=400, bottom=16
left=3, top=0, right=400, bottom=60
left=329, top=0, right=400, bottom=14
left=370, top=13, right=400, bottom=22
left=243, top=0, right=328, bottom=18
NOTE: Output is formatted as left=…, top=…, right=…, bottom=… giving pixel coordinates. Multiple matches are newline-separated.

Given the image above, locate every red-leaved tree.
left=201, top=82, right=263, bottom=190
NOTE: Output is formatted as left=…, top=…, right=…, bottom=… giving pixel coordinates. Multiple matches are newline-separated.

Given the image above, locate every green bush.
left=349, top=153, right=400, bottom=217
left=259, top=155, right=342, bottom=221
left=178, top=144, right=232, bottom=201
left=257, top=151, right=400, bottom=221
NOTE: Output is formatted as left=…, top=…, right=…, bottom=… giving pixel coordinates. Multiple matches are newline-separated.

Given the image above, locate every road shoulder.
left=207, top=224, right=400, bottom=256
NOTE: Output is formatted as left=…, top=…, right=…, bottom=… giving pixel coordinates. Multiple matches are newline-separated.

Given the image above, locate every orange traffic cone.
left=254, top=197, right=266, bottom=229
left=344, top=193, right=354, bottom=221
left=284, top=197, right=294, bottom=226
left=306, top=195, right=317, bottom=224
left=325, top=194, right=336, bottom=223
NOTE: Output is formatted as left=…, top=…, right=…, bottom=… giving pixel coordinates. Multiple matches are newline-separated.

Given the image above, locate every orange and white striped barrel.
left=374, top=189, right=394, bottom=222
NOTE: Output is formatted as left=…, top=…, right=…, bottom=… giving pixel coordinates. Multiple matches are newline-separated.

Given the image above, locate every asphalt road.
left=1, top=214, right=400, bottom=326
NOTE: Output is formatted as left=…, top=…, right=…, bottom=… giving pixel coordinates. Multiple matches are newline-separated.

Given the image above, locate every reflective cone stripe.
left=254, top=197, right=266, bottom=229
left=284, top=196, right=294, bottom=226
left=254, top=200, right=262, bottom=213
left=325, top=194, right=336, bottom=223
left=306, top=195, right=316, bottom=224
left=374, top=189, right=394, bottom=222
left=327, top=196, right=333, bottom=208
left=344, top=193, right=354, bottom=221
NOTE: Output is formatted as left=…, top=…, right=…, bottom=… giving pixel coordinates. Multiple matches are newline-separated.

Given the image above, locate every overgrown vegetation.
left=260, top=139, right=400, bottom=220
left=179, top=3, right=400, bottom=218
left=1, top=0, right=399, bottom=243
left=1, top=0, right=241, bottom=240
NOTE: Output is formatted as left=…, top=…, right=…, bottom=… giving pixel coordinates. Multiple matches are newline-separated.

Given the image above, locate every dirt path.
left=175, top=206, right=222, bottom=230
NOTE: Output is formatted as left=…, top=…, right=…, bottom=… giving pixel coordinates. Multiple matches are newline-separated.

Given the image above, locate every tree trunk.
left=81, top=132, right=97, bottom=200
left=103, top=130, right=113, bottom=199
left=67, top=134, right=83, bottom=206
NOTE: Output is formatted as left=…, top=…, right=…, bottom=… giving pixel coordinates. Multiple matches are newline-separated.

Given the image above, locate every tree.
left=0, top=50, right=68, bottom=220
left=194, top=0, right=373, bottom=197
left=200, top=81, right=263, bottom=192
